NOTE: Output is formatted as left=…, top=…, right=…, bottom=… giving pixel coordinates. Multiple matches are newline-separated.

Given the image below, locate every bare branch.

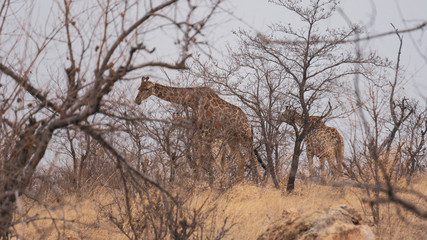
left=96, top=0, right=178, bottom=77
left=78, top=125, right=177, bottom=203
left=0, top=63, right=59, bottom=111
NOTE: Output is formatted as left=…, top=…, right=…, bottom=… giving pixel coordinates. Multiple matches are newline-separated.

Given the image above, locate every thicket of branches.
left=0, top=0, right=426, bottom=239
left=0, top=0, right=229, bottom=238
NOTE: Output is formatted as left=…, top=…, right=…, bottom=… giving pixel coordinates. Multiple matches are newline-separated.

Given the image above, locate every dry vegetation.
left=11, top=175, right=427, bottom=239
left=1, top=0, right=426, bottom=239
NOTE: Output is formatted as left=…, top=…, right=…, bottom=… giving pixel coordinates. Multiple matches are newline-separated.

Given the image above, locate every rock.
left=257, top=205, right=374, bottom=240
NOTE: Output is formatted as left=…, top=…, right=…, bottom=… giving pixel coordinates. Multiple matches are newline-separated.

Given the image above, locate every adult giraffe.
left=280, top=108, right=344, bottom=179
left=134, top=77, right=262, bottom=182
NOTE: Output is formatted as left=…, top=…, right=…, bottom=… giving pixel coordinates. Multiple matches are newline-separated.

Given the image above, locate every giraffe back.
left=280, top=108, right=344, bottom=177
left=197, top=92, right=253, bottom=144
left=305, top=125, right=343, bottom=160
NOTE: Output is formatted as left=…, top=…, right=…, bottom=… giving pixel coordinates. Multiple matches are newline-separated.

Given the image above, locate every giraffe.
left=134, top=77, right=262, bottom=182
left=280, top=108, right=344, bottom=179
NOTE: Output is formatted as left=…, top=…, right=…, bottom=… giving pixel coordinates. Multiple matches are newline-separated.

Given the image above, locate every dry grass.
left=13, top=189, right=123, bottom=240
left=12, top=176, right=427, bottom=240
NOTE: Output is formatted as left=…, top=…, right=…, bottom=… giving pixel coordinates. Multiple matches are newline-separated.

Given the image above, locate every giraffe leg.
left=220, top=144, right=231, bottom=185
left=210, top=139, right=222, bottom=172
left=238, top=140, right=262, bottom=183
left=307, top=150, right=315, bottom=178
left=230, top=143, right=259, bottom=183
left=326, top=157, right=335, bottom=177
left=205, top=140, right=218, bottom=184
left=320, top=157, right=326, bottom=181
left=248, top=148, right=262, bottom=183
left=328, top=158, right=339, bottom=179
left=335, top=150, right=343, bottom=178
left=231, top=145, right=245, bottom=181
left=194, top=131, right=205, bottom=180
left=335, top=157, right=343, bottom=178
left=211, top=139, right=228, bottom=184
left=195, top=132, right=215, bottom=182
left=193, top=140, right=201, bottom=180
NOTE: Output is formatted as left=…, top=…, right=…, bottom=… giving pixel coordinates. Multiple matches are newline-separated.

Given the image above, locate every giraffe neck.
left=293, top=113, right=324, bottom=128
left=292, top=112, right=305, bottom=126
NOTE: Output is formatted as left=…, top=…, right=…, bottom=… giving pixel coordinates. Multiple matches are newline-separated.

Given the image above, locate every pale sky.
left=217, top=0, right=427, bottom=102
left=8, top=0, right=426, bottom=102
left=4, top=0, right=425, bottom=166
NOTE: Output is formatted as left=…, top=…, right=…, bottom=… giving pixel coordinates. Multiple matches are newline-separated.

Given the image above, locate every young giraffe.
left=134, top=77, right=262, bottom=182
left=280, top=108, right=344, bottom=179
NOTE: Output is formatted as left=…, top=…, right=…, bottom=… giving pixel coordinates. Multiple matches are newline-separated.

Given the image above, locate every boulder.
left=257, top=205, right=374, bottom=240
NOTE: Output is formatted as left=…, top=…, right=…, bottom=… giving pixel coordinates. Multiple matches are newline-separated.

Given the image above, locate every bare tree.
left=344, top=29, right=427, bottom=224
left=263, top=0, right=389, bottom=191
left=198, top=0, right=383, bottom=190
left=0, top=0, right=225, bottom=237
left=196, top=40, right=290, bottom=188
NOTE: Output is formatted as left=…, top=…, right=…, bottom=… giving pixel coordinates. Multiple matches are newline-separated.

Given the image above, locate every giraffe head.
left=135, top=76, right=155, bottom=104
left=280, top=107, right=303, bottom=125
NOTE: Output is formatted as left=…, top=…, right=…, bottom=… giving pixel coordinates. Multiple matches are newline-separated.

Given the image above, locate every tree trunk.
left=265, top=143, right=280, bottom=188
left=286, top=139, right=303, bottom=192
left=0, top=124, right=52, bottom=238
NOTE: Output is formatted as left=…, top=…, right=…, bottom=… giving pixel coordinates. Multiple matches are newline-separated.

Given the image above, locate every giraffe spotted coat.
left=280, top=109, right=344, bottom=179
left=135, top=77, right=262, bottom=182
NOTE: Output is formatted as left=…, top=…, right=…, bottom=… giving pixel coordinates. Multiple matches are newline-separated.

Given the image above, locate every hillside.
left=13, top=176, right=427, bottom=239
